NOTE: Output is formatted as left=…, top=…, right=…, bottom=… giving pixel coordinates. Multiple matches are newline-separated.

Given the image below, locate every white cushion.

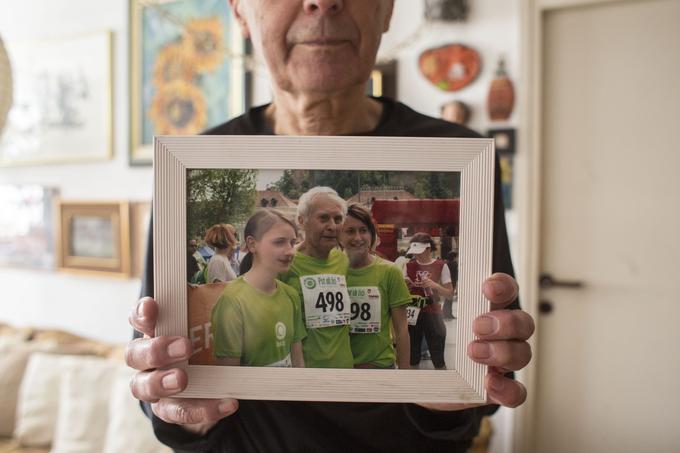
left=50, top=356, right=117, bottom=453
left=13, top=353, right=64, bottom=447
left=102, top=366, right=172, bottom=453
left=0, top=344, right=35, bottom=436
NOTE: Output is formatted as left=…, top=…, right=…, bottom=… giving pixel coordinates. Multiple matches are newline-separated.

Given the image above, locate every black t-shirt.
left=140, top=97, right=518, bottom=453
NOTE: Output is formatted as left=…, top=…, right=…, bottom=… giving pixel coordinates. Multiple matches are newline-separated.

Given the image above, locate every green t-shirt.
left=280, top=248, right=353, bottom=368
left=211, top=277, right=306, bottom=367
left=347, top=258, right=412, bottom=368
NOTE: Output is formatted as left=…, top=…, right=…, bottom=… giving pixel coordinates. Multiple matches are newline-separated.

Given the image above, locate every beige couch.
left=0, top=323, right=170, bottom=453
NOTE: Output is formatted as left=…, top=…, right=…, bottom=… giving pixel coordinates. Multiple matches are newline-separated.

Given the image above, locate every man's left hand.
left=419, top=272, right=534, bottom=411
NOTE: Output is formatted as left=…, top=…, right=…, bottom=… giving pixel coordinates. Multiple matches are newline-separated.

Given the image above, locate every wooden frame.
left=57, top=201, right=130, bottom=277
left=0, top=31, right=113, bottom=167
left=129, top=0, right=246, bottom=166
left=154, top=135, right=494, bottom=403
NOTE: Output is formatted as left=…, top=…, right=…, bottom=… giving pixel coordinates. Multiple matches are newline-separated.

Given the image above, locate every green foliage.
left=270, top=170, right=460, bottom=200
left=187, top=169, right=258, bottom=240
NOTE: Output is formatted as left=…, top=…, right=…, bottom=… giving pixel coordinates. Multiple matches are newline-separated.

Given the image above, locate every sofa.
left=0, top=323, right=171, bottom=453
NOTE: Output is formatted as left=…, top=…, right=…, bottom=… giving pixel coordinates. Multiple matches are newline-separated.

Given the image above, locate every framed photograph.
left=154, top=136, right=494, bottom=403
left=488, top=128, right=516, bottom=209
left=0, top=185, right=59, bottom=269
left=487, top=128, right=516, bottom=155
left=129, top=0, right=246, bottom=166
left=57, top=201, right=131, bottom=277
left=366, top=60, right=397, bottom=99
left=0, top=32, right=113, bottom=166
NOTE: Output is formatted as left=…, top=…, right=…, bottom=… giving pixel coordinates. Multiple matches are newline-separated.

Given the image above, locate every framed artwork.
left=57, top=201, right=131, bottom=277
left=129, top=0, right=246, bottom=166
left=0, top=185, right=59, bottom=269
left=0, top=32, right=113, bottom=166
left=488, top=128, right=516, bottom=209
left=366, top=60, right=397, bottom=99
left=419, top=43, right=481, bottom=92
left=130, top=201, right=152, bottom=278
left=154, top=135, right=494, bottom=404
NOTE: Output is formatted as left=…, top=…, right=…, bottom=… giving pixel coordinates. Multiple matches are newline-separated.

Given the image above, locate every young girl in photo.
left=211, top=210, right=306, bottom=367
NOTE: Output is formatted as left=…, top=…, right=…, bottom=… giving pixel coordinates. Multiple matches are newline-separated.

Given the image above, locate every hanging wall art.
left=487, top=58, right=515, bottom=121
left=130, top=0, right=247, bottom=165
left=419, top=43, right=481, bottom=92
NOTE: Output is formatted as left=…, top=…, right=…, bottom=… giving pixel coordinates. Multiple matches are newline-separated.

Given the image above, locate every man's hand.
left=126, top=297, right=239, bottom=434
left=419, top=273, right=534, bottom=411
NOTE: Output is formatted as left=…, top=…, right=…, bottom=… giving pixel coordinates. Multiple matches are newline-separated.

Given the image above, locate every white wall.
left=0, top=0, right=150, bottom=343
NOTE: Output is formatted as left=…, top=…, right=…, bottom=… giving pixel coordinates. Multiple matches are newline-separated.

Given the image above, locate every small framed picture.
left=0, top=184, right=59, bottom=269
left=487, top=128, right=516, bottom=155
left=129, top=201, right=152, bottom=278
left=154, top=136, right=494, bottom=404
left=57, top=201, right=131, bottom=277
left=366, top=60, right=397, bottom=99
left=487, top=128, right=516, bottom=209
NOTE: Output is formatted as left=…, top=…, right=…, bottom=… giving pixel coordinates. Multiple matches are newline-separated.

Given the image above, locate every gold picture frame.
left=129, top=0, right=246, bottom=166
left=154, top=135, right=495, bottom=404
left=57, top=201, right=131, bottom=277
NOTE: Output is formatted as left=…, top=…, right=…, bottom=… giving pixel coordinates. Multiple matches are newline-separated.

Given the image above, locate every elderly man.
left=126, top=0, right=534, bottom=451
left=279, top=186, right=353, bottom=368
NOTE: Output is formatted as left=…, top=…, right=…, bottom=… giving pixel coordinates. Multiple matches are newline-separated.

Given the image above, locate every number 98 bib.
left=348, top=286, right=381, bottom=333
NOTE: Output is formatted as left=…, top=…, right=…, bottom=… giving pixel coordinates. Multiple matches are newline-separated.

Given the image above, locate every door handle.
left=539, top=273, right=584, bottom=289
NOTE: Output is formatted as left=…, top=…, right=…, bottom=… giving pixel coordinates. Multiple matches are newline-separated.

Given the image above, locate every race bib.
left=406, top=306, right=421, bottom=326
left=348, top=286, right=381, bottom=333
left=300, top=274, right=351, bottom=329
left=266, top=354, right=292, bottom=368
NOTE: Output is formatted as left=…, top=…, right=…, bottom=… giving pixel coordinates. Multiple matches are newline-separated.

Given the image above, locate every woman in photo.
left=211, top=210, right=306, bottom=367
left=340, top=204, right=411, bottom=369
left=404, top=233, right=454, bottom=370
left=204, top=224, right=239, bottom=283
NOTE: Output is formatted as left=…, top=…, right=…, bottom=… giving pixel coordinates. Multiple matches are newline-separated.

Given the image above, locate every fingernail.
left=486, top=280, right=504, bottom=297
left=137, top=299, right=146, bottom=318
left=161, top=373, right=179, bottom=390
left=475, top=316, right=499, bottom=336
left=218, top=400, right=235, bottom=414
left=471, top=342, right=492, bottom=359
left=168, top=339, right=188, bottom=358
left=489, top=375, right=505, bottom=393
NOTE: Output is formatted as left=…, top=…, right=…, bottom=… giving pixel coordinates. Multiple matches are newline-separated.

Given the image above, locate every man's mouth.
left=300, top=38, right=348, bottom=46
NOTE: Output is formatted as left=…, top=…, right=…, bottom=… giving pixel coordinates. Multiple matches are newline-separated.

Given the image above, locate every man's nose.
left=303, top=0, right=343, bottom=15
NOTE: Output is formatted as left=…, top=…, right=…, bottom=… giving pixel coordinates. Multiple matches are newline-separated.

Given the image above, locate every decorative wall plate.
left=419, top=43, right=481, bottom=92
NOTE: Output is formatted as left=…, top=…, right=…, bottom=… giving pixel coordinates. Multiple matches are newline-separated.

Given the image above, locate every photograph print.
left=185, top=168, right=462, bottom=372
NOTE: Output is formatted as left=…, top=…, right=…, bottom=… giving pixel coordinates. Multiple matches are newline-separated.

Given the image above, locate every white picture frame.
left=0, top=31, right=113, bottom=166
left=154, top=135, right=494, bottom=404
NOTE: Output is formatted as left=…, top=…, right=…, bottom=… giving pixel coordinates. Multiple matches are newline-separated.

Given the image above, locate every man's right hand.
left=126, top=297, right=239, bottom=434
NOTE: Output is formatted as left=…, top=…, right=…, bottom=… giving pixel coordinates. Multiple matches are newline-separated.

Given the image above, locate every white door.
left=534, top=0, right=680, bottom=452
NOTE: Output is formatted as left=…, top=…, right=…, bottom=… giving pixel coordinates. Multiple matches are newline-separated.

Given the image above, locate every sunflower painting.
left=131, top=0, right=245, bottom=165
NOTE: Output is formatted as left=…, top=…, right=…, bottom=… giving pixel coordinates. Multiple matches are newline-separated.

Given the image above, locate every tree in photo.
left=187, top=169, right=257, bottom=240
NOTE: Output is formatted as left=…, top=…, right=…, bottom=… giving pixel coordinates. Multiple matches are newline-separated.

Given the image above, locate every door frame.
left=514, top=0, right=637, bottom=451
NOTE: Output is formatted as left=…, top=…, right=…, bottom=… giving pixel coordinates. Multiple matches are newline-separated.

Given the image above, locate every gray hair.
left=296, top=186, right=347, bottom=220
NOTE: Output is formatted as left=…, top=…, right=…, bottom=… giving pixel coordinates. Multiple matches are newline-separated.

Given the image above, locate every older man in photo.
left=126, top=1, right=534, bottom=451
left=279, top=186, right=353, bottom=369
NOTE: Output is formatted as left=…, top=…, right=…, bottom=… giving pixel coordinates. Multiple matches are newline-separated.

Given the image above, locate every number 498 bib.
left=300, top=274, right=351, bottom=329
